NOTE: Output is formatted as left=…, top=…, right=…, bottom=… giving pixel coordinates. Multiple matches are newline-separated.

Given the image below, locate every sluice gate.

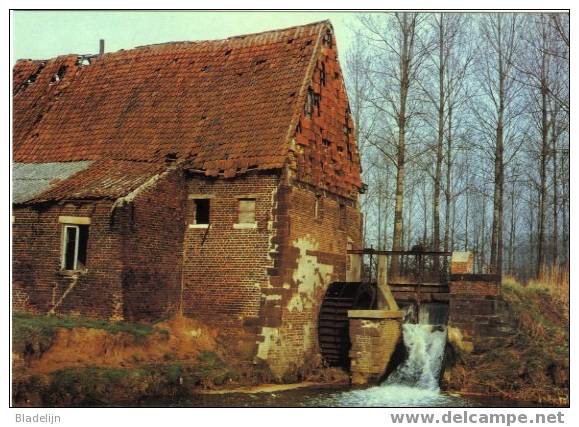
left=318, top=248, right=454, bottom=383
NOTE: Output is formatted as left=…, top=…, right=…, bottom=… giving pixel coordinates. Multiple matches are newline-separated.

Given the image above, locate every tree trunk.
left=390, top=14, right=412, bottom=278
left=490, top=16, right=505, bottom=279
left=537, top=72, right=549, bottom=277
left=551, top=120, right=559, bottom=266
left=444, top=105, right=453, bottom=254
left=433, top=14, right=445, bottom=270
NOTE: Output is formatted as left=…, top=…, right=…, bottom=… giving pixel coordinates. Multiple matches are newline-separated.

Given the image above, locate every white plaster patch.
left=286, top=236, right=334, bottom=313
left=256, top=327, right=280, bottom=360
left=287, top=294, right=304, bottom=312
left=303, top=324, right=312, bottom=351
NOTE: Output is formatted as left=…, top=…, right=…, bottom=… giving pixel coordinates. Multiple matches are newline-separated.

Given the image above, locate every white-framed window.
left=61, top=224, right=89, bottom=271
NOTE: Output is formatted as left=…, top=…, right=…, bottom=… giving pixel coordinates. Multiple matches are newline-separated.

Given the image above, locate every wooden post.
left=347, top=253, right=362, bottom=282
left=377, top=255, right=399, bottom=311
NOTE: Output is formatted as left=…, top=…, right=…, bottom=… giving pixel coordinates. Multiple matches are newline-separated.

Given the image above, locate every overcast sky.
left=11, top=11, right=360, bottom=64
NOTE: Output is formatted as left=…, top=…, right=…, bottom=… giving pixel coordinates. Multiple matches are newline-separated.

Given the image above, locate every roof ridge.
left=13, top=20, right=332, bottom=64
left=134, top=20, right=331, bottom=49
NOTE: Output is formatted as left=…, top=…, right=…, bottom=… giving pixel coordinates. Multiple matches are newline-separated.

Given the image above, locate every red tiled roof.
left=13, top=21, right=330, bottom=177
left=26, top=159, right=166, bottom=204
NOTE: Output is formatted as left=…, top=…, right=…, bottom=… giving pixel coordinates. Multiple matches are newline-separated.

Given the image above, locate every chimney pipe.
left=99, top=39, right=105, bottom=56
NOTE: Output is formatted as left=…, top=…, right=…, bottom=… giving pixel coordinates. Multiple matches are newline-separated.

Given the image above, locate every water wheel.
left=318, top=282, right=377, bottom=370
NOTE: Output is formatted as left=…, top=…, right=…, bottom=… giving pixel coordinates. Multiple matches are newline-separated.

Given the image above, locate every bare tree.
left=357, top=12, right=431, bottom=276
left=474, top=13, right=523, bottom=278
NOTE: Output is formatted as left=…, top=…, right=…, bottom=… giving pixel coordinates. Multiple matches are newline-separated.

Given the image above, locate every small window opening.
left=320, top=63, right=326, bottom=86
left=322, top=139, right=331, bottom=148
left=62, top=224, right=89, bottom=271
left=238, top=198, right=256, bottom=224
left=323, top=31, right=333, bottom=47
left=338, top=204, right=347, bottom=230
left=314, top=93, right=321, bottom=116
left=305, top=88, right=314, bottom=118
left=315, top=195, right=324, bottom=220
left=195, top=199, right=210, bottom=225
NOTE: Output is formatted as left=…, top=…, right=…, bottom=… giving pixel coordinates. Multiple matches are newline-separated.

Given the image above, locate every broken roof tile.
left=13, top=21, right=331, bottom=176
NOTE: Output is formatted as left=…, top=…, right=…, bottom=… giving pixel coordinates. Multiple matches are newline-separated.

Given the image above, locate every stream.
left=141, top=304, right=527, bottom=407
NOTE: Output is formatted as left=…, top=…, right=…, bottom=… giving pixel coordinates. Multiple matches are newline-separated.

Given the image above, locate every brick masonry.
left=447, top=255, right=514, bottom=352
left=12, top=168, right=185, bottom=321
left=12, top=25, right=363, bottom=379
left=348, top=318, right=402, bottom=385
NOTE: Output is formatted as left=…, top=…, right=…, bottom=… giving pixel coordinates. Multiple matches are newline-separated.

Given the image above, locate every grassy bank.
left=445, top=277, right=569, bottom=406
left=11, top=313, right=259, bottom=406
left=12, top=312, right=161, bottom=354
left=13, top=351, right=239, bottom=406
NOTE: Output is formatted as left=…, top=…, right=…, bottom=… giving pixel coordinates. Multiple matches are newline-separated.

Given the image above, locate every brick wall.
left=448, top=275, right=514, bottom=352
left=12, top=167, right=186, bottom=321
left=348, top=318, right=402, bottom=385
left=449, top=281, right=500, bottom=297
left=181, top=171, right=280, bottom=361
left=12, top=201, right=124, bottom=319
left=115, top=168, right=186, bottom=320
left=255, top=180, right=363, bottom=378
left=249, top=33, right=364, bottom=378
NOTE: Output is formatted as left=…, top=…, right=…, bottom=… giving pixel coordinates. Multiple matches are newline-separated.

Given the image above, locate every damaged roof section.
left=13, top=21, right=331, bottom=178
left=13, top=161, right=93, bottom=204
left=13, top=55, right=81, bottom=150
left=18, top=159, right=166, bottom=205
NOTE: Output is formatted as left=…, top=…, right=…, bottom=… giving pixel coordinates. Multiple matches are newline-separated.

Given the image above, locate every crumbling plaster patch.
left=288, top=236, right=334, bottom=313
left=256, top=235, right=334, bottom=365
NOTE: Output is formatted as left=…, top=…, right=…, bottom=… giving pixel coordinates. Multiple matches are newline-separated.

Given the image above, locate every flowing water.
left=140, top=303, right=523, bottom=407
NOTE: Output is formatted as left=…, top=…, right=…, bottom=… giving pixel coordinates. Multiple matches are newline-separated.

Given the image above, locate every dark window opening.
left=305, top=88, right=314, bottom=118
left=320, top=63, right=326, bottom=86
left=314, top=93, right=321, bottom=116
left=315, top=195, right=324, bottom=220
left=322, top=139, right=331, bottom=148
left=323, top=31, right=333, bottom=47
left=195, top=199, right=210, bottom=225
left=62, top=224, right=89, bottom=270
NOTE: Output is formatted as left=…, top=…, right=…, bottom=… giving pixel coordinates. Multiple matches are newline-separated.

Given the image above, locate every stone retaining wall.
left=348, top=311, right=402, bottom=385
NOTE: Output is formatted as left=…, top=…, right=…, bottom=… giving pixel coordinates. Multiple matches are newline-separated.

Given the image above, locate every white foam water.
left=384, top=323, right=448, bottom=390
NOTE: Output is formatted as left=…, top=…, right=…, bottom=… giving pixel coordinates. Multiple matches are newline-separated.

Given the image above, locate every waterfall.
left=384, top=303, right=448, bottom=391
